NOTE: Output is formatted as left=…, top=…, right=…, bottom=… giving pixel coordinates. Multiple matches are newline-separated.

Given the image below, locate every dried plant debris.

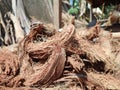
left=0, top=23, right=119, bottom=90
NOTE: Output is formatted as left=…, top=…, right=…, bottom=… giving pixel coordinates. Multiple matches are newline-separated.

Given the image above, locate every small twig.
left=98, top=19, right=108, bottom=22
left=102, top=3, right=105, bottom=18
left=10, top=24, right=16, bottom=44
left=0, top=11, right=10, bottom=45
left=7, top=12, right=25, bottom=43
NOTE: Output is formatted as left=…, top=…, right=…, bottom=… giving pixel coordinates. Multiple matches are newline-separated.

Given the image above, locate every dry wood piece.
left=112, top=32, right=120, bottom=38
left=7, top=12, right=25, bottom=43
left=0, top=10, right=11, bottom=45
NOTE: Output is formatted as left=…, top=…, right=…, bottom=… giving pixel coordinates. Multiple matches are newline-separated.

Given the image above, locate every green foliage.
left=68, top=7, right=79, bottom=15
left=100, top=4, right=116, bottom=19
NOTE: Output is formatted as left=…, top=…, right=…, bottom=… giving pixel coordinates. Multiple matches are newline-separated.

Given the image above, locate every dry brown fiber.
left=0, top=23, right=119, bottom=90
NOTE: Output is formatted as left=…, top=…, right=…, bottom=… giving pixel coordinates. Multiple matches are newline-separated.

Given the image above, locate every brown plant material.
left=0, top=22, right=119, bottom=89
left=65, top=26, right=114, bottom=70
left=0, top=49, right=19, bottom=86
left=14, top=24, right=75, bottom=87
left=67, top=54, right=84, bottom=73
left=23, top=45, right=66, bottom=86
left=87, top=72, right=120, bottom=89
left=0, top=86, right=39, bottom=90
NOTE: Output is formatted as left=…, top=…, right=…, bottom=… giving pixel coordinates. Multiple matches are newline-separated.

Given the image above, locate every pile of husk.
left=0, top=22, right=120, bottom=90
